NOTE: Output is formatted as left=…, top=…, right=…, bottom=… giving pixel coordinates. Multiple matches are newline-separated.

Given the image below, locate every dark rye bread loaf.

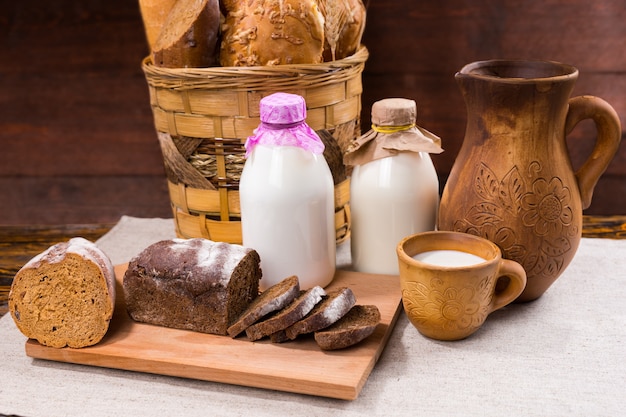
left=272, top=287, right=356, bottom=342
left=227, top=275, right=300, bottom=337
left=9, top=238, right=116, bottom=348
left=314, top=304, right=381, bottom=350
left=245, top=286, right=326, bottom=341
left=123, top=238, right=261, bottom=336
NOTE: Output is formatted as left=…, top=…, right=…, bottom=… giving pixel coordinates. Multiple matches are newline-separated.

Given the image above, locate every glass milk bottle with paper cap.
left=345, top=98, right=443, bottom=275
left=239, top=93, right=336, bottom=291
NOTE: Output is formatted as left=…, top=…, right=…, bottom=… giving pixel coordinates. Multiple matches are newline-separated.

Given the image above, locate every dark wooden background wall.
left=1, top=0, right=624, bottom=226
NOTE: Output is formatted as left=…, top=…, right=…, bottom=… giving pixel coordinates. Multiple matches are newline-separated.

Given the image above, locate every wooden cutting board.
left=25, top=264, right=402, bottom=400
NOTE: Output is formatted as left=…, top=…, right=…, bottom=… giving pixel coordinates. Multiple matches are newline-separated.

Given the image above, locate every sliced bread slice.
left=314, top=305, right=381, bottom=350
left=278, top=287, right=356, bottom=342
left=227, top=275, right=300, bottom=337
left=245, top=286, right=326, bottom=341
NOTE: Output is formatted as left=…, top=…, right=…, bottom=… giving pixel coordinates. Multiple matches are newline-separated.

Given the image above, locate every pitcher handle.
left=565, top=96, right=622, bottom=209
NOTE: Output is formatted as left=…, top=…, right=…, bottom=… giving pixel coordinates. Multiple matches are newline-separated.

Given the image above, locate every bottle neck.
left=260, top=120, right=305, bottom=130
left=371, top=123, right=415, bottom=134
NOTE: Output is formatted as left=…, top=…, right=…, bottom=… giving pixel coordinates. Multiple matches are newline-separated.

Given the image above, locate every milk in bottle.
left=239, top=93, right=336, bottom=290
left=345, top=98, right=443, bottom=275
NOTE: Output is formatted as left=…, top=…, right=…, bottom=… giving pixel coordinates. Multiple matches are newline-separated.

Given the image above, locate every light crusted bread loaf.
left=220, top=0, right=325, bottom=66
left=227, top=275, right=300, bottom=337
left=314, top=304, right=380, bottom=350
left=245, top=286, right=326, bottom=341
left=9, top=238, right=116, bottom=348
left=151, top=0, right=221, bottom=68
left=123, top=238, right=261, bottom=335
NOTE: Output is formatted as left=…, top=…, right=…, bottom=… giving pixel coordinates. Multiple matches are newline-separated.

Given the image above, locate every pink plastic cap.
left=259, top=92, right=306, bottom=125
left=244, top=92, right=324, bottom=156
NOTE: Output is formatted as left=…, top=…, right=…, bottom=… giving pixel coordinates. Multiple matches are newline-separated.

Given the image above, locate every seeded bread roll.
left=9, top=238, right=115, bottom=349
left=275, top=287, right=356, bottom=342
left=245, top=286, right=326, bottom=341
left=227, top=275, right=300, bottom=337
left=220, top=0, right=325, bottom=66
left=314, top=304, right=380, bottom=350
left=123, top=238, right=261, bottom=336
left=151, top=0, right=221, bottom=68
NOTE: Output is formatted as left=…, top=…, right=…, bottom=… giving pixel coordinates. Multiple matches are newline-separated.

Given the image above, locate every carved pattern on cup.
left=402, top=276, right=492, bottom=333
left=451, top=161, right=578, bottom=282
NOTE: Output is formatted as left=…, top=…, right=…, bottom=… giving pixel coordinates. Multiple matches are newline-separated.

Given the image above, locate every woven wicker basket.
left=142, top=46, right=368, bottom=244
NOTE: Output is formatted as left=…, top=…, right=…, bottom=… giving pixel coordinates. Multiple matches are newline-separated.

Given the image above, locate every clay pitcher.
left=438, top=60, right=621, bottom=302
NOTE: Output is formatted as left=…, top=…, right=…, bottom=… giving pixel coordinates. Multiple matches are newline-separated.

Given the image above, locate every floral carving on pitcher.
left=520, top=177, right=574, bottom=236
left=402, top=277, right=492, bottom=332
left=451, top=161, right=578, bottom=283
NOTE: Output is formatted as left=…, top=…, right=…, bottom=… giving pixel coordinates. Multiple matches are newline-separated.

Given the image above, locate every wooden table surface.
left=1, top=216, right=625, bottom=317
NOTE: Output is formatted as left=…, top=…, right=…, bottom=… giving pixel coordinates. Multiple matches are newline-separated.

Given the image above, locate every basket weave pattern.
left=142, top=46, right=368, bottom=244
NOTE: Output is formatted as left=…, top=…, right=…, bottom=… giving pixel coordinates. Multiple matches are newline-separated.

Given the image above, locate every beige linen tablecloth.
left=1, top=216, right=625, bottom=417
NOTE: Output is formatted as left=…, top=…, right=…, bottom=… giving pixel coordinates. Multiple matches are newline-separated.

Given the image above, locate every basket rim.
left=142, top=45, right=369, bottom=80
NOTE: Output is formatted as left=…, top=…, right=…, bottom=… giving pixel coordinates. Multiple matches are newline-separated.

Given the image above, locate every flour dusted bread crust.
left=220, top=0, right=325, bottom=66
left=227, top=275, right=300, bottom=337
left=123, top=238, right=261, bottom=335
left=245, top=286, right=326, bottom=341
left=8, top=238, right=115, bottom=349
left=314, top=304, right=380, bottom=350
left=151, top=0, right=221, bottom=68
left=276, top=286, right=356, bottom=341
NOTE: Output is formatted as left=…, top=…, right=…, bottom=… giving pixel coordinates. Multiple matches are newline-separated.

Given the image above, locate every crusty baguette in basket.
left=152, top=0, right=221, bottom=68
left=138, top=0, right=177, bottom=49
left=319, top=0, right=367, bottom=61
left=139, top=0, right=367, bottom=68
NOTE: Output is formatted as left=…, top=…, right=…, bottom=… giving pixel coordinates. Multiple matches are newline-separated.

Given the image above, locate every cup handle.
left=565, top=96, right=622, bottom=210
left=490, top=259, right=527, bottom=312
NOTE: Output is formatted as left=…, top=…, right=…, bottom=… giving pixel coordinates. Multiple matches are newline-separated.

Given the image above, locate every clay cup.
left=397, top=231, right=527, bottom=341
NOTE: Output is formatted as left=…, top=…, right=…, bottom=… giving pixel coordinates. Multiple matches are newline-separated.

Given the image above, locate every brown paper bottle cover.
left=344, top=98, right=443, bottom=166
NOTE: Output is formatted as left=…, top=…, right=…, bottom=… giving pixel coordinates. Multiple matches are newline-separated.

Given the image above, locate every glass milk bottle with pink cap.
left=344, top=98, right=443, bottom=275
left=239, top=92, right=336, bottom=291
